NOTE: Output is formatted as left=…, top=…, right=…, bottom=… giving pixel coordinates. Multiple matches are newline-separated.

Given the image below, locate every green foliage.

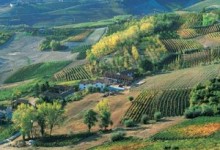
left=203, top=13, right=219, bottom=26
left=34, top=132, right=95, bottom=147
left=50, top=40, right=61, bottom=51
left=0, top=124, right=17, bottom=141
left=96, top=99, right=113, bottom=130
left=83, top=109, right=98, bottom=132
left=154, top=111, right=162, bottom=121
left=5, top=61, right=71, bottom=83
left=110, top=131, right=126, bottom=142
left=128, top=96, right=134, bottom=102
left=124, top=119, right=136, bottom=127
left=141, top=114, right=150, bottom=124
left=0, top=32, right=13, bottom=46
left=187, top=77, right=220, bottom=118
left=12, top=104, right=36, bottom=141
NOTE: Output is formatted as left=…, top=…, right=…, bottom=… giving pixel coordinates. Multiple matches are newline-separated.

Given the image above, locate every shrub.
left=110, top=131, right=126, bottom=142
left=124, top=119, right=136, bottom=127
left=154, top=111, right=162, bottom=121
left=141, top=114, right=149, bottom=124
left=184, top=106, right=202, bottom=118
left=201, top=105, right=214, bottom=116
left=128, top=96, right=134, bottom=102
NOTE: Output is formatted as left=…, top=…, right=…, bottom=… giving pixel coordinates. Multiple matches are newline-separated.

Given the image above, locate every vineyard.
left=54, top=66, right=92, bottom=81
left=161, top=39, right=203, bottom=53
left=178, top=24, right=220, bottom=39
left=133, top=64, right=220, bottom=91
left=124, top=89, right=191, bottom=122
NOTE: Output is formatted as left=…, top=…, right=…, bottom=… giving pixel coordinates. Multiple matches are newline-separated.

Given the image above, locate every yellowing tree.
left=131, top=45, right=140, bottom=61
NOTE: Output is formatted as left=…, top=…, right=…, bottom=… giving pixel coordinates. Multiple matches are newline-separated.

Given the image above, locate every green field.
left=0, top=124, right=17, bottom=141
left=93, top=117, right=220, bottom=150
left=5, top=61, right=71, bottom=83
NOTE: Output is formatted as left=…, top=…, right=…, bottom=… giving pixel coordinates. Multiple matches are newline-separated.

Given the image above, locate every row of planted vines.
left=178, top=23, right=220, bottom=39
left=54, top=66, right=92, bottom=81
left=162, top=48, right=220, bottom=69
left=124, top=89, right=191, bottom=122
left=161, top=39, right=203, bottom=53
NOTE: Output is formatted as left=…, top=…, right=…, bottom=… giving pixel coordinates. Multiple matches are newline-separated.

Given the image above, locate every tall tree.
left=96, top=99, right=113, bottom=130
left=36, top=102, right=48, bottom=137
left=83, top=109, right=98, bottom=132
left=12, top=104, right=36, bottom=141
left=131, top=45, right=139, bottom=61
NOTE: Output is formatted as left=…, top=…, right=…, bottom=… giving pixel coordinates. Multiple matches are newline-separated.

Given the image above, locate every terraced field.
left=133, top=64, right=220, bottom=91
left=54, top=66, right=92, bottom=81
left=124, top=89, right=190, bottom=121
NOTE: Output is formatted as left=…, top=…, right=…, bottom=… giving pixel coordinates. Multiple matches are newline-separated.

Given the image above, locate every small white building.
left=79, top=80, right=107, bottom=91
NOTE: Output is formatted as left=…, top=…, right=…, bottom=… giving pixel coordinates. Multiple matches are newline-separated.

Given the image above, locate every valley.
left=0, top=0, right=220, bottom=150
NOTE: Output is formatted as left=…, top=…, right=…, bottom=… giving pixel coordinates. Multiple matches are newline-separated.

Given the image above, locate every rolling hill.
left=0, top=0, right=202, bottom=27
left=185, top=0, right=220, bottom=12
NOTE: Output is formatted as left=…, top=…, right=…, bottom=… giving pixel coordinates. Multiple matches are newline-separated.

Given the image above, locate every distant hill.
left=0, top=0, right=202, bottom=27
left=185, top=0, right=220, bottom=12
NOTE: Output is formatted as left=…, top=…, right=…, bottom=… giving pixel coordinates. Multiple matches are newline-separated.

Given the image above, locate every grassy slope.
left=5, top=61, right=71, bottom=83
left=92, top=117, right=220, bottom=150
left=185, top=0, right=220, bottom=11
left=133, top=64, right=220, bottom=91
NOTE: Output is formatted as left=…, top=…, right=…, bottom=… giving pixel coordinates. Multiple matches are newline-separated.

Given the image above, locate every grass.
left=55, top=15, right=131, bottom=29
left=5, top=61, right=71, bottom=83
left=34, top=132, right=96, bottom=147
left=152, top=116, right=220, bottom=140
left=0, top=124, right=17, bottom=141
left=185, top=0, right=220, bottom=12
left=0, top=80, right=36, bottom=101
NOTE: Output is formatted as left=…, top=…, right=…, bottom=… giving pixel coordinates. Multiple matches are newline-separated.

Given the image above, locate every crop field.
left=65, top=30, right=94, bottom=42
left=54, top=66, right=92, bottom=81
left=152, top=116, right=220, bottom=140
left=124, top=89, right=190, bottom=122
left=5, top=61, right=71, bottom=83
left=178, top=24, right=220, bottom=39
left=161, top=39, right=203, bottom=53
left=133, top=64, right=220, bottom=91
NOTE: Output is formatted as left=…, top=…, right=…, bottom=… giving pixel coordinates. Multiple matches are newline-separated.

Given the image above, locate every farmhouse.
left=103, top=71, right=134, bottom=85
left=79, top=79, right=107, bottom=91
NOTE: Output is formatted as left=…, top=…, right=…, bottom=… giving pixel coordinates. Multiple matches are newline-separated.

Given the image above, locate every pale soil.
left=0, top=90, right=185, bottom=150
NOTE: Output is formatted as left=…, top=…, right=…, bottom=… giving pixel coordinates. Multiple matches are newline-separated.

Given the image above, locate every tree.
left=96, top=99, right=113, bottom=130
left=50, top=40, right=61, bottom=51
left=44, top=102, right=64, bottom=136
left=36, top=102, right=48, bottom=137
left=34, top=83, right=40, bottom=97
left=131, top=45, right=139, bottom=61
left=83, top=109, right=98, bottom=132
left=12, top=104, right=36, bottom=141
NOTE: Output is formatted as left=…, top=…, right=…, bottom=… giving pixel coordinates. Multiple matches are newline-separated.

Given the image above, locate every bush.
left=201, top=105, right=214, bottom=116
left=154, top=112, right=162, bottom=121
left=110, top=131, right=126, bottom=142
left=184, top=107, right=202, bottom=119
left=124, top=119, right=136, bottom=127
left=141, top=114, right=149, bottom=124
left=128, top=96, right=134, bottom=102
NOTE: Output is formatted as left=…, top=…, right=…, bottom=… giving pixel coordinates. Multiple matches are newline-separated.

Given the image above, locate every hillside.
left=185, top=0, right=220, bottom=12
left=0, top=0, right=202, bottom=26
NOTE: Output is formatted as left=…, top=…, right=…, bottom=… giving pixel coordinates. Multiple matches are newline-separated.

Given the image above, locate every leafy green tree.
left=12, top=104, right=36, bottom=141
left=96, top=99, right=113, bottom=130
left=50, top=40, right=61, bottom=51
left=83, top=109, right=98, bottom=132
left=44, top=102, right=64, bottom=136
left=36, top=102, right=48, bottom=137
